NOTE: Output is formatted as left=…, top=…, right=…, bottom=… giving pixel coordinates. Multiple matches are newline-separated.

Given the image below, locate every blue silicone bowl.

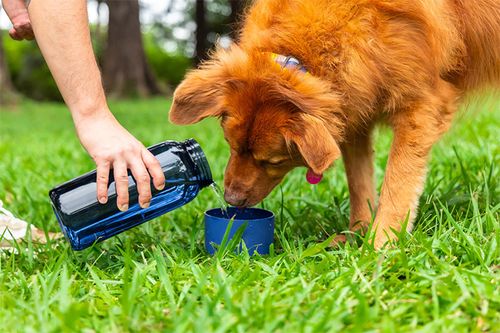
left=204, top=207, right=275, bottom=255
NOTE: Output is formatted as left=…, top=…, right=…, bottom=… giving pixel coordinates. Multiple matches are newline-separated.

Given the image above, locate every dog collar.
left=270, top=53, right=308, bottom=74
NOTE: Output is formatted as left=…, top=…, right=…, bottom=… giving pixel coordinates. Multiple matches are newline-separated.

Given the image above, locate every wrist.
left=69, top=97, right=110, bottom=121
left=71, top=104, right=115, bottom=130
left=60, top=68, right=110, bottom=119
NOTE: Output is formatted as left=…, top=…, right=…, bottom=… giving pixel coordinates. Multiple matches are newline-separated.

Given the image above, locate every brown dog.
left=169, top=0, right=500, bottom=249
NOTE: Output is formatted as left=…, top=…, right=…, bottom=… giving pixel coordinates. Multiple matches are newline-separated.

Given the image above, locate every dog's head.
left=170, top=46, right=343, bottom=207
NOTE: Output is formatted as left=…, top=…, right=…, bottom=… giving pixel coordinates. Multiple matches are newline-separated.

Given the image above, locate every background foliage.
left=1, top=0, right=244, bottom=101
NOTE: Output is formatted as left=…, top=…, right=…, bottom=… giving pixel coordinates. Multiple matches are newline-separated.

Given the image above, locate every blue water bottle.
left=49, top=139, right=212, bottom=250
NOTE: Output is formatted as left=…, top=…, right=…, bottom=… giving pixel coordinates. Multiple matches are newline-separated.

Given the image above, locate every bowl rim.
left=204, top=207, right=274, bottom=221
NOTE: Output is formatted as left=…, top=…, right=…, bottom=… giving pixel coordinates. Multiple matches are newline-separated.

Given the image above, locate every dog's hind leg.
left=372, top=81, right=458, bottom=249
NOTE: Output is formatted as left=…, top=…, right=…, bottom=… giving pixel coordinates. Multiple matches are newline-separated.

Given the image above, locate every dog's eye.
left=220, top=112, right=229, bottom=124
left=265, top=159, right=288, bottom=166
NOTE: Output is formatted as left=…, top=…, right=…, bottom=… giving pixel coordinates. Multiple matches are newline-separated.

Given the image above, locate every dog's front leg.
left=342, top=130, right=376, bottom=232
left=373, top=90, right=457, bottom=249
left=331, top=130, right=376, bottom=246
left=372, top=117, right=434, bottom=248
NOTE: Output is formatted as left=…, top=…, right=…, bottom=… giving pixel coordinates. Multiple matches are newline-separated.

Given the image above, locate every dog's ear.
left=169, top=62, right=226, bottom=125
left=283, top=114, right=341, bottom=175
left=271, top=73, right=342, bottom=174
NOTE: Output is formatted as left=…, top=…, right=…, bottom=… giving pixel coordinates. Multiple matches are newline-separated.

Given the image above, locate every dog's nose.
left=224, top=190, right=247, bottom=207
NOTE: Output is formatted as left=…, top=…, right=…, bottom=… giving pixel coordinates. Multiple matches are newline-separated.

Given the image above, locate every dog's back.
left=240, top=0, right=500, bottom=95
left=453, top=0, right=500, bottom=91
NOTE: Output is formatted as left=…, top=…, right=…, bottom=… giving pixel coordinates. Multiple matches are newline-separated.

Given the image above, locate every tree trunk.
left=195, top=0, right=207, bottom=65
left=229, top=0, right=245, bottom=41
left=0, top=31, right=18, bottom=106
left=102, top=0, right=159, bottom=98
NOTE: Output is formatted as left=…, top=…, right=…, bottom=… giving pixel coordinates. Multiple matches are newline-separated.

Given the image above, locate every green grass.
left=0, top=97, right=499, bottom=332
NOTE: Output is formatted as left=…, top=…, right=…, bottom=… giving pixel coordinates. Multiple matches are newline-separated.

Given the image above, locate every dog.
left=169, top=0, right=500, bottom=249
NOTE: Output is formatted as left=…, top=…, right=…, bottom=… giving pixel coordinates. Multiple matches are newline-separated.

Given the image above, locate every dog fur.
left=169, top=0, right=500, bottom=249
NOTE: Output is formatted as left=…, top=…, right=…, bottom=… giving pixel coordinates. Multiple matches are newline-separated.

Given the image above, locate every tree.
left=147, top=0, right=250, bottom=66
left=195, top=0, right=207, bottom=64
left=229, top=0, right=245, bottom=40
left=0, top=31, right=18, bottom=105
left=102, top=0, right=159, bottom=98
left=194, top=0, right=247, bottom=65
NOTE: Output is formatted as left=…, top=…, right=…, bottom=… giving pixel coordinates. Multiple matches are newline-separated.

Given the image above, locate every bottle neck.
left=183, top=139, right=213, bottom=188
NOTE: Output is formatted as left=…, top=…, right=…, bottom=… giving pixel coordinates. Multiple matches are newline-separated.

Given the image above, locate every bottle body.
left=49, top=139, right=212, bottom=250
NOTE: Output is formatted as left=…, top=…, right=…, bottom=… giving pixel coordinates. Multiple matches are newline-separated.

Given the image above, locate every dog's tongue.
left=306, top=169, right=323, bottom=185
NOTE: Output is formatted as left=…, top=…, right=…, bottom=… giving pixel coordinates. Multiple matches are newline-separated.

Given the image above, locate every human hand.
left=74, top=111, right=166, bottom=211
left=2, top=0, right=35, bottom=40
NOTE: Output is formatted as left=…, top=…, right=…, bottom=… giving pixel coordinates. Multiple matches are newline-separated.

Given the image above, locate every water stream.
left=209, top=182, right=229, bottom=216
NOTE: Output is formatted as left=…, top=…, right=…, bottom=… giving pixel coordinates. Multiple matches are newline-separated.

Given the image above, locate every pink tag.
left=306, top=169, right=323, bottom=184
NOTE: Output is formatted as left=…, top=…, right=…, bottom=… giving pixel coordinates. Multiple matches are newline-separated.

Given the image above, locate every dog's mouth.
left=224, top=197, right=256, bottom=209
left=227, top=199, right=249, bottom=208
left=224, top=190, right=268, bottom=208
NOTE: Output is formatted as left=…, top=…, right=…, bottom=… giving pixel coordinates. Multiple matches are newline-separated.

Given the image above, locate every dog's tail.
left=456, top=0, right=500, bottom=92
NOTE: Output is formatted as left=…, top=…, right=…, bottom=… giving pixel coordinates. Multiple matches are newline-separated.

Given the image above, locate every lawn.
left=0, top=97, right=499, bottom=332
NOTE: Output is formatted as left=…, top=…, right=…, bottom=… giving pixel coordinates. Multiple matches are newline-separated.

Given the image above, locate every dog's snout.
left=224, top=189, right=247, bottom=207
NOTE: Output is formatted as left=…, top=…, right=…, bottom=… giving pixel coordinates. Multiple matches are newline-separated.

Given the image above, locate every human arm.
left=27, top=0, right=165, bottom=210
left=2, top=0, right=34, bottom=40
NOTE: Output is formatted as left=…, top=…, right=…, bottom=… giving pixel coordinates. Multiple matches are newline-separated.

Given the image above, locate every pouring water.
left=210, top=182, right=229, bottom=216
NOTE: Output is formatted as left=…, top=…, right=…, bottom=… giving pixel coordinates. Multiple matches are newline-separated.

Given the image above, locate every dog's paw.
left=373, top=236, right=387, bottom=250
left=330, top=234, right=347, bottom=247
left=373, top=232, right=398, bottom=250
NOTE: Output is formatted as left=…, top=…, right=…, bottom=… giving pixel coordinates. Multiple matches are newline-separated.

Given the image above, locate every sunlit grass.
left=0, top=97, right=498, bottom=332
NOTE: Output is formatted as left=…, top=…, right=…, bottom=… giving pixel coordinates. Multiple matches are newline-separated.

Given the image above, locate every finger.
left=9, top=29, right=22, bottom=41
left=16, top=23, right=34, bottom=40
left=19, top=27, right=34, bottom=40
left=113, top=160, right=130, bottom=211
left=128, top=158, right=152, bottom=209
left=142, top=149, right=165, bottom=191
left=96, top=160, right=111, bottom=204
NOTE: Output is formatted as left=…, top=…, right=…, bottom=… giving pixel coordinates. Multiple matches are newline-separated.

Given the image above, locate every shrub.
left=2, top=30, right=192, bottom=101
left=3, top=35, right=62, bottom=101
left=144, top=34, right=192, bottom=89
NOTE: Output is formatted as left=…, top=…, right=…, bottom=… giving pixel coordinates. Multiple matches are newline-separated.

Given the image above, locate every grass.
left=0, top=97, right=499, bottom=332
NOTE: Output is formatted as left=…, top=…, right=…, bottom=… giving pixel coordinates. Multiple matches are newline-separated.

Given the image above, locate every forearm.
left=2, top=0, right=27, bottom=20
left=28, top=0, right=108, bottom=120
